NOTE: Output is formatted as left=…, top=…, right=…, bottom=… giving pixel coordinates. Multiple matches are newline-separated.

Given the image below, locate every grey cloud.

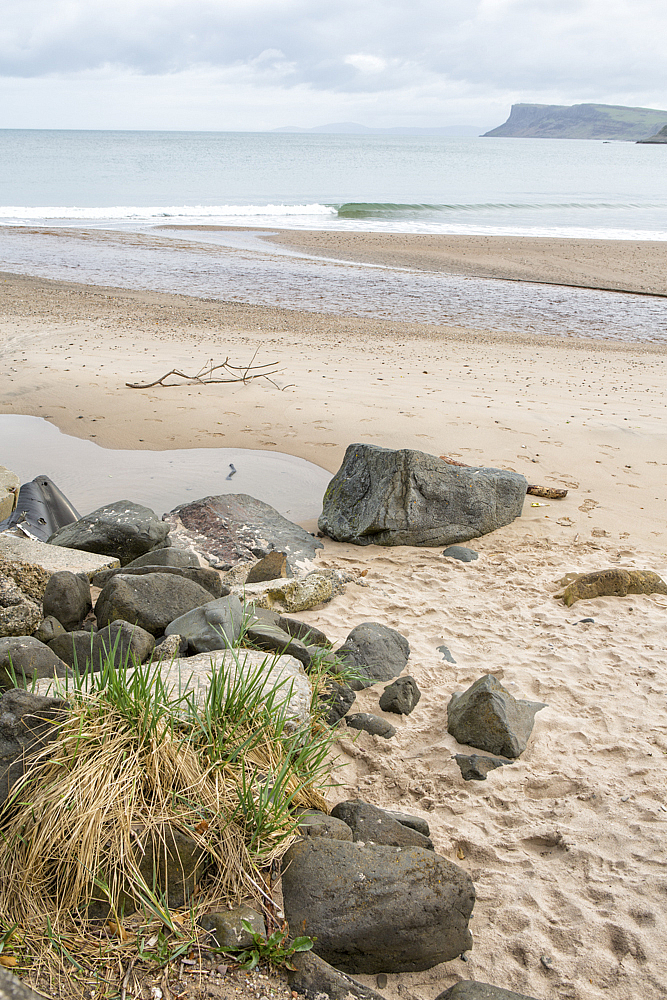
left=0, top=0, right=666, bottom=105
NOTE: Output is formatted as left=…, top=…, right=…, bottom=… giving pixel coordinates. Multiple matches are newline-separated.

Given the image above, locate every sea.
left=1, top=129, right=667, bottom=342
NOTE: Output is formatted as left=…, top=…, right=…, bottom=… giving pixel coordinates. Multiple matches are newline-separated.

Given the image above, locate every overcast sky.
left=1, top=0, right=666, bottom=130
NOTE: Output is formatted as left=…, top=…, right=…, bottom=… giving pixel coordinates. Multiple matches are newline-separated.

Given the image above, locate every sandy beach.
left=1, top=235, right=667, bottom=1000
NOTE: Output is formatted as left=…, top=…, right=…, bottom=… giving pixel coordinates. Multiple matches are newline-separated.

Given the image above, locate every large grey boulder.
left=447, top=674, right=546, bottom=759
left=330, top=800, right=433, bottom=850
left=0, top=689, right=68, bottom=807
left=48, top=501, right=170, bottom=566
left=42, top=570, right=92, bottom=631
left=95, top=573, right=215, bottom=636
left=163, top=493, right=322, bottom=573
left=48, top=621, right=154, bottom=671
left=319, top=444, right=527, bottom=546
left=281, top=839, right=474, bottom=973
left=337, top=622, right=410, bottom=691
left=435, top=984, right=540, bottom=1000
left=0, top=636, right=69, bottom=689
left=91, top=563, right=225, bottom=597
left=165, top=595, right=244, bottom=653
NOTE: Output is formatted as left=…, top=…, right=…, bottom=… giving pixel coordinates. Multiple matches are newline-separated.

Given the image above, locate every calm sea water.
left=1, top=130, right=666, bottom=342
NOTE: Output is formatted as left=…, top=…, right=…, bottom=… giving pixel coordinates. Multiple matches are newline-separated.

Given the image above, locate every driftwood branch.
left=439, top=455, right=568, bottom=499
left=126, top=356, right=285, bottom=390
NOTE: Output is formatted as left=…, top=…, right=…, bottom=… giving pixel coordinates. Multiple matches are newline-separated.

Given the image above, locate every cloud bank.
left=1, top=0, right=666, bottom=128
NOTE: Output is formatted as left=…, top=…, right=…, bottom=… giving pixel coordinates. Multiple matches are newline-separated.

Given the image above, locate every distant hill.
left=272, top=122, right=486, bottom=137
left=483, top=103, right=667, bottom=140
left=637, top=124, right=667, bottom=144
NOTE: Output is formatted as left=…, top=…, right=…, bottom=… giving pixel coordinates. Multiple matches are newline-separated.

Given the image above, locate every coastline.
left=2, top=259, right=667, bottom=999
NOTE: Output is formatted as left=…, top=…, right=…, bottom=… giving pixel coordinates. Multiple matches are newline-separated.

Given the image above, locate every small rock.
left=379, top=676, right=421, bottom=715
left=234, top=573, right=335, bottom=613
left=448, top=674, right=545, bottom=759
left=442, top=546, right=478, bottom=562
left=455, top=754, right=509, bottom=781
left=0, top=636, right=69, bottom=690
left=246, top=551, right=288, bottom=583
left=165, top=595, right=244, bottom=653
left=380, top=809, right=430, bottom=838
left=153, top=633, right=187, bottom=660
left=95, top=573, right=217, bottom=636
left=376, top=974, right=388, bottom=990
left=345, top=714, right=396, bottom=738
left=42, top=570, right=92, bottom=631
left=48, top=500, right=170, bottom=566
left=288, top=951, right=385, bottom=1000
left=244, top=610, right=314, bottom=669
left=278, top=616, right=331, bottom=648
left=0, top=555, right=51, bottom=601
left=297, top=810, right=353, bottom=842
left=48, top=621, right=154, bottom=671
left=337, top=622, right=410, bottom=691
left=199, top=904, right=265, bottom=949
left=0, top=964, right=46, bottom=999
left=435, top=983, right=540, bottom=1000
left=319, top=681, right=356, bottom=725
left=0, top=575, right=42, bottom=638
left=330, top=800, right=433, bottom=850
left=125, top=548, right=200, bottom=570
left=33, top=615, right=66, bottom=644
left=558, top=568, right=667, bottom=606
left=437, top=644, right=456, bottom=663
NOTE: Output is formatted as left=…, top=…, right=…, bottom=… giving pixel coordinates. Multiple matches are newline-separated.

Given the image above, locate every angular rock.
left=125, top=548, right=200, bottom=570
left=379, top=676, right=421, bottom=715
left=330, top=800, right=434, bottom=850
left=245, top=610, right=314, bottom=669
left=0, top=555, right=51, bottom=602
left=165, top=595, right=244, bottom=653
left=278, top=616, right=332, bottom=649
left=381, top=809, right=430, bottom=838
left=0, top=466, right=20, bottom=521
left=435, top=984, right=540, bottom=1000
left=95, top=573, right=215, bottom=636
left=0, top=533, right=119, bottom=582
left=153, top=633, right=188, bottom=661
left=34, top=615, right=66, bottom=644
left=42, top=570, right=92, bottom=631
left=337, top=623, right=410, bottom=691
left=319, top=681, right=356, bottom=725
left=0, top=688, right=68, bottom=807
left=281, top=839, right=474, bottom=973
left=455, top=754, right=509, bottom=781
left=0, top=578, right=41, bottom=638
left=298, top=810, right=354, bottom=842
left=345, top=714, right=396, bottom=739
left=443, top=546, right=478, bottom=563
left=558, top=568, right=667, bottom=607
left=48, top=621, right=154, bottom=671
left=288, top=950, right=386, bottom=1000
left=91, top=563, right=225, bottom=597
left=0, top=964, right=47, bottom=1000
left=199, top=903, right=265, bottom=949
left=246, top=551, right=288, bottom=583
left=233, top=573, right=335, bottom=613
left=163, top=493, right=322, bottom=573
left=319, top=444, right=527, bottom=546
left=49, top=500, right=170, bottom=565
left=0, top=636, right=70, bottom=689
left=448, top=674, right=546, bottom=759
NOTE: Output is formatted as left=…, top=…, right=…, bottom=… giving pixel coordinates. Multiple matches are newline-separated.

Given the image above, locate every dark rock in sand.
left=91, top=563, right=225, bottom=597
left=278, top=616, right=331, bottom=648
left=245, top=608, right=314, bottom=668
left=281, top=838, right=474, bottom=974
left=330, top=800, right=433, bottom=850
left=33, top=615, right=66, bottom=644
left=165, top=595, right=244, bottom=653
left=380, top=808, right=430, bottom=838
left=246, top=551, right=289, bottom=583
left=162, top=494, right=322, bottom=573
left=337, top=622, right=410, bottom=691
left=48, top=500, right=170, bottom=566
left=448, top=674, right=545, bottom=759
left=49, top=620, right=154, bottom=671
left=199, top=903, right=265, bottom=949
left=319, top=680, right=356, bottom=725
left=95, top=573, right=215, bottom=636
left=319, top=444, right=527, bottom=547
left=443, top=546, right=478, bottom=562
left=345, top=713, right=396, bottom=738
left=42, top=570, right=92, bottom=631
left=288, top=951, right=386, bottom=1000
left=298, top=809, right=354, bottom=842
left=0, top=688, right=68, bottom=807
left=455, top=754, right=509, bottom=781
left=435, top=983, right=540, bottom=1000
left=379, top=675, right=421, bottom=715
left=0, top=636, right=69, bottom=689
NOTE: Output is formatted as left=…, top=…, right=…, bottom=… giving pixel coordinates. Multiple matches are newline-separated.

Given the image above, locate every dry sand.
left=1, top=251, right=667, bottom=1000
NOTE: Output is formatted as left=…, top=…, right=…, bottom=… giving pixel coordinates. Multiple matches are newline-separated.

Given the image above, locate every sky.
left=1, top=0, right=666, bottom=130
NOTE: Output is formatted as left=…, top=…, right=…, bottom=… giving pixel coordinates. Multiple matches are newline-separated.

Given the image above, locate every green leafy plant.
left=225, top=918, right=314, bottom=971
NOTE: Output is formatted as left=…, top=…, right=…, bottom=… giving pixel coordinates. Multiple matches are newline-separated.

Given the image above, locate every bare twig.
left=126, top=356, right=284, bottom=390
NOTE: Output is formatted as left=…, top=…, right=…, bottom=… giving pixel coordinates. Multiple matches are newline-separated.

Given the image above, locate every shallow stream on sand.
left=0, top=415, right=330, bottom=523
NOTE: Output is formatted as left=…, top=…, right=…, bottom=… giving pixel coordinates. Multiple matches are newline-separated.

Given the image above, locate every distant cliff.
left=637, top=124, right=667, bottom=144
left=484, top=103, right=667, bottom=140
